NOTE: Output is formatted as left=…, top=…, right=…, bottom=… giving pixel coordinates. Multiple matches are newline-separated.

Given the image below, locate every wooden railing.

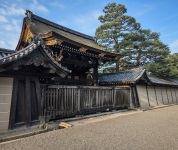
left=41, top=85, right=130, bottom=121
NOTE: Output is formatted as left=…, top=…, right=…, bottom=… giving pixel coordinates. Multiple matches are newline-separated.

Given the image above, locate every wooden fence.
left=41, top=85, right=130, bottom=121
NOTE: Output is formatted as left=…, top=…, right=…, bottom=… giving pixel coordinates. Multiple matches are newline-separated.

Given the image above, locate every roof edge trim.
left=25, top=10, right=95, bottom=41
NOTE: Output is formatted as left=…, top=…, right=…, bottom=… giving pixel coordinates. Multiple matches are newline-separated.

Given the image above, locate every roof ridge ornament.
left=25, top=10, right=33, bottom=21
left=33, top=36, right=45, bottom=48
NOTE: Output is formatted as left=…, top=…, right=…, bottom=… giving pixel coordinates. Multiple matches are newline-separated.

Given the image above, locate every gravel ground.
left=1, top=105, right=178, bottom=150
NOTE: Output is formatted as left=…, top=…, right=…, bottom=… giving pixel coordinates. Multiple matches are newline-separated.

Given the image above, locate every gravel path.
left=1, top=105, right=178, bottom=150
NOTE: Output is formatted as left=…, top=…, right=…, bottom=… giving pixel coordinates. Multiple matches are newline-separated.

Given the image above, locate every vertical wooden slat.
left=9, top=78, right=18, bottom=129
left=154, top=86, right=158, bottom=106
left=49, top=88, right=51, bottom=117
left=78, top=88, right=80, bottom=112
left=171, top=87, right=177, bottom=103
left=137, top=85, right=150, bottom=109
left=155, top=86, right=163, bottom=105
left=43, top=86, right=130, bottom=120
left=160, top=86, right=164, bottom=104
left=174, top=87, right=178, bottom=102
left=56, top=88, right=59, bottom=116
left=170, top=87, right=174, bottom=103
left=25, top=76, right=31, bottom=127
left=64, top=88, right=66, bottom=115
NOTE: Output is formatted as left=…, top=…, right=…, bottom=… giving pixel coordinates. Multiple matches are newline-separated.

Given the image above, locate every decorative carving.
left=99, top=53, right=105, bottom=57
left=25, top=10, right=33, bottom=21
left=56, top=55, right=63, bottom=62
left=79, top=47, right=88, bottom=52
left=46, top=39, right=63, bottom=46
left=116, top=56, right=121, bottom=61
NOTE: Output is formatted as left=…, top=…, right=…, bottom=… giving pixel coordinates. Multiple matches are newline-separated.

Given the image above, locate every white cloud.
left=50, top=1, right=65, bottom=9
left=0, top=4, right=25, bottom=16
left=169, top=40, right=178, bottom=53
left=72, top=11, right=102, bottom=35
left=7, top=39, right=18, bottom=50
left=3, top=19, right=21, bottom=32
left=58, top=21, right=68, bottom=26
left=29, top=0, right=48, bottom=13
left=163, top=14, right=178, bottom=21
left=0, top=40, right=5, bottom=48
left=0, top=15, right=8, bottom=23
left=133, top=4, right=155, bottom=17
left=162, top=32, right=178, bottom=38
left=75, top=11, right=101, bottom=25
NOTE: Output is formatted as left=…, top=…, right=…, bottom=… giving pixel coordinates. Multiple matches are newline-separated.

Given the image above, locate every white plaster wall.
left=136, top=85, right=150, bottom=109
left=0, top=77, right=13, bottom=131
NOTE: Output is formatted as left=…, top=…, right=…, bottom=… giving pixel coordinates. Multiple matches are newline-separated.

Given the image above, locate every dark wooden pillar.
left=116, top=61, right=119, bottom=72
left=93, top=59, right=98, bottom=86
left=9, top=78, right=18, bottom=129
left=25, top=76, right=31, bottom=127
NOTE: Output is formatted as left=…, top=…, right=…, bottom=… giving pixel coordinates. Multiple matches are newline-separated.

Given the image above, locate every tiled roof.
left=148, top=76, right=178, bottom=86
left=165, top=79, right=178, bottom=85
left=99, top=68, right=145, bottom=85
left=25, top=10, right=101, bottom=50
left=0, top=41, right=70, bottom=77
left=99, top=68, right=178, bottom=86
left=0, top=48, right=15, bottom=59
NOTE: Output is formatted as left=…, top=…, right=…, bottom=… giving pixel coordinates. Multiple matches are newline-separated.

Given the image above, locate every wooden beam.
left=50, top=31, right=123, bottom=58
left=46, top=39, right=63, bottom=46
left=41, top=31, right=53, bottom=39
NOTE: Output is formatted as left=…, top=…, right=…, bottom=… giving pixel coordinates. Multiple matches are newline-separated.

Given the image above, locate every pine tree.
left=119, top=29, right=170, bottom=70
left=95, top=3, right=170, bottom=72
left=147, top=53, right=178, bottom=79
left=95, top=3, right=140, bottom=71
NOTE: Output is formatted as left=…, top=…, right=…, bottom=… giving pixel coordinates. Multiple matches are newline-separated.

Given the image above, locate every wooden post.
left=93, top=59, right=98, bottom=86
left=116, top=61, right=119, bottom=72
left=9, top=78, right=18, bottom=129
left=25, top=76, right=31, bottom=127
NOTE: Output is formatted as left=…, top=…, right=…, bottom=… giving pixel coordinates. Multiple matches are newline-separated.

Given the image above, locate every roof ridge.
left=99, top=68, right=145, bottom=76
left=0, top=48, right=15, bottom=53
left=148, top=76, right=178, bottom=84
left=25, top=10, right=95, bottom=41
left=134, top=69, right=145, bottom=81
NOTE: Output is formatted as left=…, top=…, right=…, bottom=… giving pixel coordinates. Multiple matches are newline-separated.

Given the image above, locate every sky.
left=0, top=0, right=178, bottom=53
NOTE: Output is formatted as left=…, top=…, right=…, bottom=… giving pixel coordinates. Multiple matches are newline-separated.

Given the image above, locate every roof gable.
left=16, top=10, right=122, bottom=61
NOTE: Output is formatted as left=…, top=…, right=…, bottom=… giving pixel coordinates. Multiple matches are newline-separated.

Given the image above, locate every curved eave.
left=0, top=41, right=71, bottom=78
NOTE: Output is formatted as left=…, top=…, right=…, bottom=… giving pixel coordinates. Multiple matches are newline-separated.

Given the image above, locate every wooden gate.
left=41, top=85, right=130, bottom=121
left=9, top=76, right=42, bottom=129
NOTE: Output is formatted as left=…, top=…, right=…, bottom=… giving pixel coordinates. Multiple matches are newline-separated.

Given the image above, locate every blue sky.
left=0, top=0, right=178, bottom=53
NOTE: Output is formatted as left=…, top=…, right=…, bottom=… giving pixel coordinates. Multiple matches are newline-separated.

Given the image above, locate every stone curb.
left=0, top=129, right=48, bottom=144
left=142, top=104, right=178, bottom=112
